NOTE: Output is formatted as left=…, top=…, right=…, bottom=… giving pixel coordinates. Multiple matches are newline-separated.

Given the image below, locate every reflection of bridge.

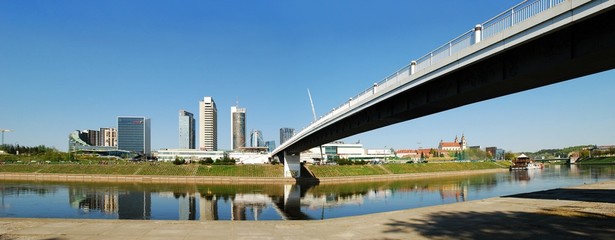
left=272, top=0, right=615, bottom=177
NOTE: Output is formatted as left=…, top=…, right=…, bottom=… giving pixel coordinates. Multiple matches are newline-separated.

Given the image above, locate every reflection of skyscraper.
left=117, top=116, right=151, bottom=156
left=199, top=97, right=218, bottom=151
left=199, top=194, right=218, bottom=221
left=118, top=191, right=151, bottom=220
left=179, top=110, right=195, bottom=149
left=231, top=106, right=246, bottom=150
left=179, top=193, right=196, bottom=220
left=279, top=128, right=295, bottom=144
left=68, top=186, right=119, bottom=214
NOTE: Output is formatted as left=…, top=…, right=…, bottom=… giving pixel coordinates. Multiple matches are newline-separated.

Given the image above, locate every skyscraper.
left=179, top=110, right=195, bottom=149
left=250, top=129, right=264, bottom=147
left=199, top=97, right=217, bottom=151
left=117, top=116, right=151, bottom=157
left=99, top=127, right=117, bottom=147
left=280, top=128, right=295, bottom=144
left=231, top=105, right=246, bottom=150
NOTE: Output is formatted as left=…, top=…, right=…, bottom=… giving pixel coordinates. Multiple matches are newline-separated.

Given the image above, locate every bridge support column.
left=283, top=151, right=301, bottom=178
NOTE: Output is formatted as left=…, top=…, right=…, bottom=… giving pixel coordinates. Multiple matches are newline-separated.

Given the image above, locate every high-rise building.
left=199, top=97, right=217, bottom=151
left=179, top=110, right=195, bottom=149
left=117, top=116, right=151, bottom=157
left=87, top=130, right=99, bottom=146
left=265, top=140, right=276, bottom=152
left=99, top=128, right=117, bottom=147
left=250, top=129, right=264, bottom=147
left=279, top=128, right=295, bottom=145
left=231, top=106, right=246, bottom=150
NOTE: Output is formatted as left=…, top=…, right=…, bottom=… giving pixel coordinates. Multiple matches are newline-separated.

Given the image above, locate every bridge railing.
left=289, top=0, right=567, bottom=151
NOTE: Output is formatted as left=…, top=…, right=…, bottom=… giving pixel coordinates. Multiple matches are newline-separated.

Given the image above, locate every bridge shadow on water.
left=380, top=188, right=615, bottom=240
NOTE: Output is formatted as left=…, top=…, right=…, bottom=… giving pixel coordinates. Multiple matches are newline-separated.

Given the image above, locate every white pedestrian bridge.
left=272, top=0, right=615, bottom=177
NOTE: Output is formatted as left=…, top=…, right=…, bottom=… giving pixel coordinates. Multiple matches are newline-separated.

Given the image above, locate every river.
left=1, top=164, right=613, bottom=220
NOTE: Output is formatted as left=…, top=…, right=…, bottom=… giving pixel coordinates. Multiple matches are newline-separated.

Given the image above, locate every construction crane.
left=0, top=129, right=13, bottom=146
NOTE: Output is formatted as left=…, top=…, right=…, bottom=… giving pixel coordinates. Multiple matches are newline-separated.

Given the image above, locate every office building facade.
left=117, top=116, right=151, bottom=157
left=99, top=128, right=117, bottom=147
left=279, top=128, right=295, bottom=145
left=199, top=97, right=217, bottom=151
left=250, top=129, right=264, bottom=147
left=231, top=106, right=246, bottom=150
left=179, top=110, right=195, bottom=149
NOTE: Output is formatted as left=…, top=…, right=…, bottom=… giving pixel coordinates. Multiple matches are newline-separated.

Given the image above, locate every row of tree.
left=0, top=144, right=58, bottom=155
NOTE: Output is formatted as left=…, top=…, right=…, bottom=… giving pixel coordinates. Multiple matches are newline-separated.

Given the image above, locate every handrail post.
left=473, top=24, right=482, bottom=44
left=410, top=61, right=416, bottom=75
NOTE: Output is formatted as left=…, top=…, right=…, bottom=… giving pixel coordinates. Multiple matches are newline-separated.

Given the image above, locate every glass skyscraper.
left=279, top=127, right=295, bottom=145
left=117, top=116, right=151, bottom=157
left=179, top=110, right=195, bottom=149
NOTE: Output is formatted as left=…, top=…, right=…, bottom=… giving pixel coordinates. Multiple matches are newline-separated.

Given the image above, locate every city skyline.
left=1, top=0, right=614, bottom=153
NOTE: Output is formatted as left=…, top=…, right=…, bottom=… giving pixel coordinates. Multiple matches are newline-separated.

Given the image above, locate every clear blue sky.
left=1, top=0, right=613, bottom=153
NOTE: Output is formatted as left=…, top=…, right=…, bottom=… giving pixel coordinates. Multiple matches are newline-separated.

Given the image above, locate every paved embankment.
left=0, top=168, right=507, bottom=184
left=1, top=180, right=614, bottom=240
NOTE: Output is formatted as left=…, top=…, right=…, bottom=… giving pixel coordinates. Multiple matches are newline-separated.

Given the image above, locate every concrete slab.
left=1, top=180, right=614, bottom=240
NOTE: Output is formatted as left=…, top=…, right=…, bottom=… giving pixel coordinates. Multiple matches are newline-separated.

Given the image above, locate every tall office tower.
left=179, top=110, right=195, bottom=149
left=265, top=140, right=276, bottom=152
left=231, top=106, right=246, bottom=150
left=117, top=116, right=151, bottom=157
left=99, top=128, right=117, bottom=147
left=86, top=130, right=99, bottom=146
left=199, top=97, right=218, bottom=151
left=250, top=129, right=264, bottom=147
left=279, top=128, right=295, bottom=144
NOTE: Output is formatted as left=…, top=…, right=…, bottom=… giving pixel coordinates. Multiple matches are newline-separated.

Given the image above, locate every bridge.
left=272, top=0, right=615, bottom=178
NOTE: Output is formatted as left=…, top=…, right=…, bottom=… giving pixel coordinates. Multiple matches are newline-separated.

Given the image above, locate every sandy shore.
left=1, top=180, right=614, bottom=239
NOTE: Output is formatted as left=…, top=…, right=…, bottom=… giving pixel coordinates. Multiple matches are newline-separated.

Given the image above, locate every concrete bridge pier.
left=283, top=151, right=301, bottom=178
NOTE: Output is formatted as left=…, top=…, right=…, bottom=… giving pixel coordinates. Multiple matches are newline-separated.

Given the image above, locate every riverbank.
left=2, top=180, right=613, bottom=239
left=0, top=166, right=509, bottom=184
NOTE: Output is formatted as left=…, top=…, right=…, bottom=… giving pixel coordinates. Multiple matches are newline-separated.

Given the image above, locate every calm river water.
left=1, top=165, right=614, bottom=221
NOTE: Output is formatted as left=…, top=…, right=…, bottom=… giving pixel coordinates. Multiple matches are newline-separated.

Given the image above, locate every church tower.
left=460, top=134, right=467, bottom=150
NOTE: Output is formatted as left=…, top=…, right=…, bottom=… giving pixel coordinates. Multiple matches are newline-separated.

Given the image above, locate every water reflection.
left=1, top=165, right=614, bottom=220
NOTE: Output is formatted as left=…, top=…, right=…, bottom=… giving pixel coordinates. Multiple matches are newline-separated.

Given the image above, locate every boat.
left=509, top=154, right=544, bottom=171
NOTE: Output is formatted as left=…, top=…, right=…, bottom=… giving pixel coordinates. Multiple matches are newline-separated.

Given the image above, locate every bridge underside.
left=286, top=6, right=615, bottom=153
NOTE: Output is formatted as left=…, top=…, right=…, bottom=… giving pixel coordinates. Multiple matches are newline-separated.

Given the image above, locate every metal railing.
left=280, top=0, right=568, bottom=152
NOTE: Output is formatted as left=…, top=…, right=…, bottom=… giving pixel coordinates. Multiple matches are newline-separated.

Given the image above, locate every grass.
left=0, top=161, right=507, bottom=178
left=308, top=165, right=390, bottom=177
left=578, top=157, right=615, bottom=164
left=382, top=162, right=506, bottom=174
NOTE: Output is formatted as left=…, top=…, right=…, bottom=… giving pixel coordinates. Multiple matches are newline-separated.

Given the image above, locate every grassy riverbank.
left=0, top=161, right=510, bottom=178
left=578, top=157, right=615, bottom=164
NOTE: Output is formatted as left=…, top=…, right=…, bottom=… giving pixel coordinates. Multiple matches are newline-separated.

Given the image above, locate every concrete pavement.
left=1, top=180, right=614, bottom=240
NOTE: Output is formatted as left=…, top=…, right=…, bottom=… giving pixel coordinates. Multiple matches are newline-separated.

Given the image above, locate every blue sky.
left=1, top=0, right=613, bottom=153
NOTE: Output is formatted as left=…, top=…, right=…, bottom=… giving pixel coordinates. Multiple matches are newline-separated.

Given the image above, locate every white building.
left=157, top=149, right=224, bottom=162
left=199, top=97, right=218, bottom=151
left=99, top=127, right=117, bottom=147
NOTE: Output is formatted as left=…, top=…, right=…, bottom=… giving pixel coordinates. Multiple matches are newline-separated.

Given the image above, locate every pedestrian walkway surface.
left=1, top=180, right=614, bottom=240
